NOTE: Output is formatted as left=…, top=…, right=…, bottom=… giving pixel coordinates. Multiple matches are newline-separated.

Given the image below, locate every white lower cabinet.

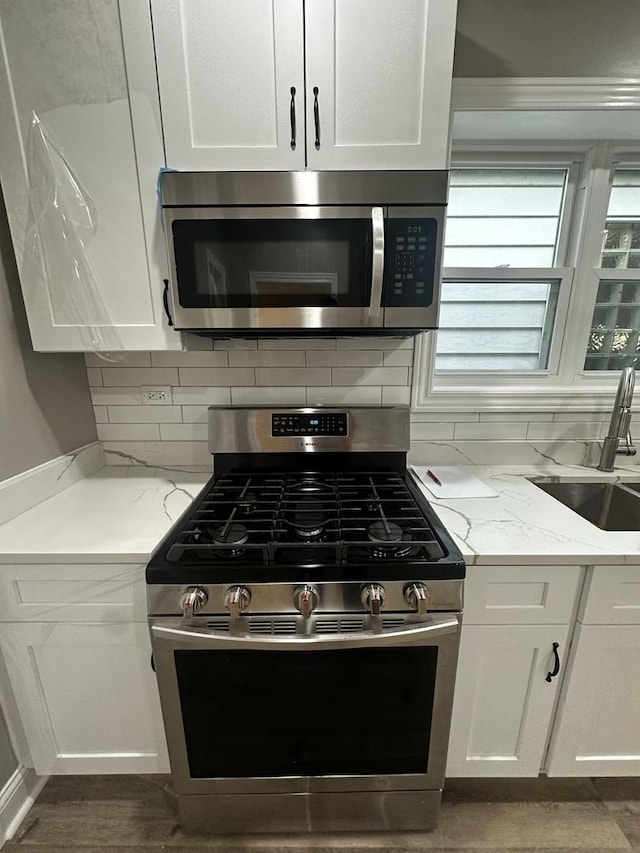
left=1, top=620, right=169, bottom=775
left=546, top=623, right=640, bottom=776
left=446, top=624, right=570, bottom=777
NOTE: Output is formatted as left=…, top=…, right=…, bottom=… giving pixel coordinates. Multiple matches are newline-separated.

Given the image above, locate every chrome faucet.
left=598, top=366, right=637, bottom=471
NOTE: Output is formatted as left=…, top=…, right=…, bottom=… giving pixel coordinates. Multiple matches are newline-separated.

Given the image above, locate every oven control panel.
left=272, top=412, right=348, bottom=436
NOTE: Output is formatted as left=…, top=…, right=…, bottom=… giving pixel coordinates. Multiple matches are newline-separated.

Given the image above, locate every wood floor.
left=4, top=775, right=640, bottom=852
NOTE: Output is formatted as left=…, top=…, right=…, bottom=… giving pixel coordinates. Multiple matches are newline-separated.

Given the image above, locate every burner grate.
left=166, top=470, right=445, bottom=566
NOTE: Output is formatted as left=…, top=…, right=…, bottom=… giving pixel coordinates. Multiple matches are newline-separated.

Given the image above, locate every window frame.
left=413, top=143, right=640, bottom=413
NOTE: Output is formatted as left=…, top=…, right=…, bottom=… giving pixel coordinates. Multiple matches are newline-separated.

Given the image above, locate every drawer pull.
left=545, top=642, right=561, bottom=682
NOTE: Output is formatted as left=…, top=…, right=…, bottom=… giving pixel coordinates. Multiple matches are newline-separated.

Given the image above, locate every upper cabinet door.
left=151, top=0, right=305, bottom=171
left=0, top=0, right=179, bottom=351
left=304, top=0, right=457, bottom=170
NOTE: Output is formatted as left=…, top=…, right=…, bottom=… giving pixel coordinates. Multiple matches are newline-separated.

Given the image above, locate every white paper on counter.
left=411, top=465, right=499, bottom=499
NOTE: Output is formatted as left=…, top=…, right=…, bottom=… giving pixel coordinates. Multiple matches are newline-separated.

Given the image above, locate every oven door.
left=150, top=615, right=460, bottom=796
left=163, top=206, right=385, bottom=332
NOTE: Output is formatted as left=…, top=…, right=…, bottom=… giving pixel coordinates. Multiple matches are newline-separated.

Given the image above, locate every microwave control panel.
left=272, top=413, right=348, bottom=436
left=383, top=218, right=438, bottom=307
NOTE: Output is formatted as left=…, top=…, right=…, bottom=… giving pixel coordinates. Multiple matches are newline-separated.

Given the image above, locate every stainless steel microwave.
left=160, top=171, right=448, bottom=336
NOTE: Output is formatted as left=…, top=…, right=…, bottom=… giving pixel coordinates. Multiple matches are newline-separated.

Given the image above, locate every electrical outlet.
left=141, top=386, right=172, bottom=405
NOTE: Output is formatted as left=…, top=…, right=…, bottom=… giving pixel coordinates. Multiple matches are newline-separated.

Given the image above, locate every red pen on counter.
left=426, top=469, right=442, bottom=487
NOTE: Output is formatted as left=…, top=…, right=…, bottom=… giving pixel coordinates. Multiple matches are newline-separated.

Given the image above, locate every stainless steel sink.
left=533, top=481, right=640, bottom=531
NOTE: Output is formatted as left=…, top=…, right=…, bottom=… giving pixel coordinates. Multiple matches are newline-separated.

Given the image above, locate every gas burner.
left=370, top=541, right=416, bottom=559
left=210, top=522, right=249, bottom=557
left=289, top=479, right=335, bottom=495
left=367, top=520, right=415, bottom=558
left=238, top=493, right=257, bottom=514
left=213, top=522, right=249, bottom=546
left=368, top=520, right=403, bottom=543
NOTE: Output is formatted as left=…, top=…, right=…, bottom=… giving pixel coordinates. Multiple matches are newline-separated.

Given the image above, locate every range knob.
left=180, top=586, right=208, bottom=618
left=224, top=585, right=251, bottom=618
left=404, top=582, right=431, bottom=615
left=361, top=584, right=385, bottom=616
left=293, top=584, right=319, bottom=619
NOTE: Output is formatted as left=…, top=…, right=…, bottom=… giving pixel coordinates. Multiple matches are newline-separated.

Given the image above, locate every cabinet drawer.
left=463, top=565, right=583, bottom=625
left=0, top=564, right=146, bottom=622
left=580, top=565, right=640, bottom=625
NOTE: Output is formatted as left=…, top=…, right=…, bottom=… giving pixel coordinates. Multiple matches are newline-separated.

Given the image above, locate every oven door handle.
left=368, top=206, right=385, bottom=318
left=151, top=616, right=459, bottom=651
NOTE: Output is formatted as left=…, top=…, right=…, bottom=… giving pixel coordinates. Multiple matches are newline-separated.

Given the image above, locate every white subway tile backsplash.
left=454, top=422, right=528, bottom=440
left=85, top=352, right=151, bottom=368
left=102, top=367, right=179, bottom=387
left=178, top=367, right=255, bottom=386
left=337, top=337, right=412, bottom=350
left=258, top=338, right=336, bottom=350
left=306, top=350, right=384, bottom=367
left=107, top=405, right=183, bottom=424
left=97, top=423, right=161, bottom=441
left=412, top=412, right=479, bottom=422
left=255, top=368, right=331, bottom=386
left=214, top=339, right=258, bottom=350
left=103, top=441, right=211, bottom=467
left=411, top=423, right=455, bottom=440
left=382, top=387, right=411, bottom=405
left=160, top=423, right=208, bottom=441
left=90, top=386, right=142, bottom=405
left=150, top=351, right=229, bottom=367
left=527, top=421, right=606, bottom=440
left=228, top=350, right=306, bottom=367
left=85, top=338, right=613, bottom=468
left=479, top=412, right=554, bottom=423
left=230, top=387, right=307, bottom=405
left=172, top=387, right=232, bottom=405
left=383, top=348, right=414, bottom=367
left=308, top=387, right=382, bottom=405
left=331, top=367, right=408, bottom=386
left=86, top=368, right=103, bottom=386
left=553, top=411, right=609, bottom=422
left=181, top=406, right=212, bottom=423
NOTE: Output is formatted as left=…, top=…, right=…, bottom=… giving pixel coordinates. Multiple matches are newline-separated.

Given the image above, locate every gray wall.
left=0, top=187, right=97, bottom=481
left=454, top=0, right=640, bottom=78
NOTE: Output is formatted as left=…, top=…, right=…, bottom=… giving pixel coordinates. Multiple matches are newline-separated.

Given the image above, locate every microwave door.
left=164, top=206, right=385, bottom=332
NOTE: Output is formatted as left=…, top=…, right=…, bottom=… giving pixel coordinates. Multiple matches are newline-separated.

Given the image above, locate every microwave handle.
left=369, top=206, right=384, bottom=317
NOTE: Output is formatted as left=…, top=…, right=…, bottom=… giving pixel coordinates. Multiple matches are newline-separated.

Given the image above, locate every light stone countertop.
left=0, top=467, right=210, bottom=563
left=2, top=462, right=640, bottom=566
left=410, top=462, right=640, bottom=566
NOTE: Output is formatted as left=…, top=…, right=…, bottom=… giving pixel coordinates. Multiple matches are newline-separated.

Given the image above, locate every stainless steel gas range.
left=147, top=406, right=465, bottom=834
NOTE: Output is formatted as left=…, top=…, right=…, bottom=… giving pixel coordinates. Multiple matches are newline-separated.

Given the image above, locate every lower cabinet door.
left=1, top=622, right=169, bottom=775
left=446, top=624, right=569, bottom=777
left=546, top=623, right=640, bottom=776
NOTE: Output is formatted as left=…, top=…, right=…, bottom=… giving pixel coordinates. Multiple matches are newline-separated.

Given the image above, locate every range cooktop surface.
left=147, top=467, right=464, bottom=584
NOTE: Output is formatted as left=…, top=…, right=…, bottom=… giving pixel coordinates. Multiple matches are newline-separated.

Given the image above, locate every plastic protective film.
left=23, top=112, right=123, bottom=357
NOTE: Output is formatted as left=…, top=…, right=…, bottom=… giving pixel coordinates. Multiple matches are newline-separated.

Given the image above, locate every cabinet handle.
left=162, top=278, right=174, bottom=327
left=150, top=653, right=156, bottom=673
left=290, top=86, right=296, bottom=150
left=545, top=642, right=561, bottom=682
left=313, top=86, right=320, bottom=149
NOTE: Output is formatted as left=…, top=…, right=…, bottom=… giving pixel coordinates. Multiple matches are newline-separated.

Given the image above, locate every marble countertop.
left=3, top=461, right=640, bottom=566
left=410, top=462, right=640, bottom=566
left=0, top=467, right=209, bottom=563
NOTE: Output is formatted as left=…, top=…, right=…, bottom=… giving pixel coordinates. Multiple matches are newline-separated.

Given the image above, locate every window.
left=585, top=169, right=640, bottom=371
left=436, top=166, right=575, bottom=373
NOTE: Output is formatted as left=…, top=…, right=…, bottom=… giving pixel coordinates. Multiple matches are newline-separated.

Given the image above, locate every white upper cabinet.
left=152, top=0, right=305, bottom=171
left=305, top=0, right=456, bottom=170
left=150, top=0, right=457, bottom=171
left=0, top=0, right=179, bottom=351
